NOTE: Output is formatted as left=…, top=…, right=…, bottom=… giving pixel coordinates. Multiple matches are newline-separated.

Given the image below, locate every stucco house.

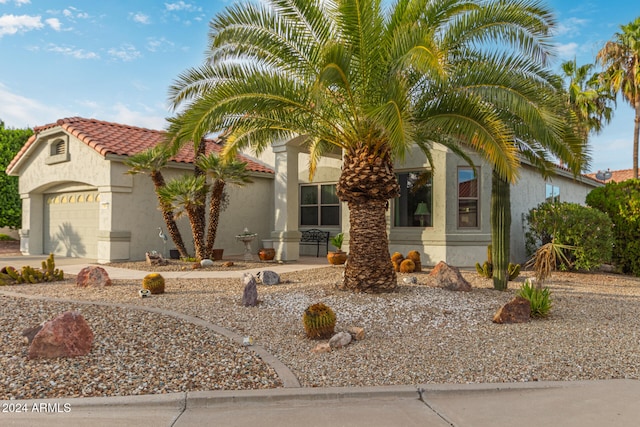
left=6, top=116, right=602, bottom=266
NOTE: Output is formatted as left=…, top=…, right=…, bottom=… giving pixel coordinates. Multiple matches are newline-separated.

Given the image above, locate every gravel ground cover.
left=2, top=265, right=640, bottom=400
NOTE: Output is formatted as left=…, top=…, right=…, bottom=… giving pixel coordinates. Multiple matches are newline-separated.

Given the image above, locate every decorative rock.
left=27, top=311, right=93, bottom=359
left=200, top=259, right=214, bottom=268
left=403, top=276, right=418, bottom=285
left=493, top=296, right=531, bottom=324
left=145, top=251, right=169, bottom=266
left=258, top=270, right=280, bottom=286
left=138, top=289, right=151, bottom=298
left=76, top=266, right=112, bottom=288
left=429, top=261, right=472, bottom=292
left=242, top=273, right=258, bottom=307
left=346, top=326, right=366, bottom=341
left=329, top=331, right=352, bottom=349
left=223, top=261, right=234, bottom=267
left=311, top=343, right=332, bottom=354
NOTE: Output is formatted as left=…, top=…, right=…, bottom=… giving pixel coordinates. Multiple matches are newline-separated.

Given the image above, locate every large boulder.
left=493, top=297, right=531, bottom=324
left=76, top=266, right=112, bottom=288
left=258, top=270, right=280, bottom=286
left=429, top=261, right=472, bottom=292
left=27, top=311, right=93, bottom=359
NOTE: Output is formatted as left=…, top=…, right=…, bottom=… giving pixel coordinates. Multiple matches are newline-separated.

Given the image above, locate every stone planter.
left=211, top=249, right=224, bottom=261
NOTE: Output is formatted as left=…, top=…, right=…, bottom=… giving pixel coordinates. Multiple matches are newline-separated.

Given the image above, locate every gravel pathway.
left=2, top=265, right=640, bottom=400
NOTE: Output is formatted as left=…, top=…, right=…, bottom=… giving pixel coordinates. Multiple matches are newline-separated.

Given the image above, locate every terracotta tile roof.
left=586, top=168, right=635, bottom=183
left=7, top=117, right=273, bottom=175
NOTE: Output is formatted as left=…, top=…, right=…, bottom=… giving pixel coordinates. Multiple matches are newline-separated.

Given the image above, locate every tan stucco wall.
left=14, top=128, right=274, bottom=262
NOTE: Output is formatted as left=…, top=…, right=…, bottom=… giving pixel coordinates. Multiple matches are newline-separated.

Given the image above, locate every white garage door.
left=44, top=191, right=100, bottom=259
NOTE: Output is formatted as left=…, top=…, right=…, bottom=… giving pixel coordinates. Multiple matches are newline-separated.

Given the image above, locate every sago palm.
left=125, top=146, right=189, bottom=258
left=196, top=153, right=252, bottom=258
left=166, top=0, right=571, bottom=293
left=597, top=16, right=640, bottom=178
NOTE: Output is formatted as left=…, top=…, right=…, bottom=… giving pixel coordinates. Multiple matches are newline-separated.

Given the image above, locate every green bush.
left=518, top=279, right=552, bottom=318
left=0, top=234, right=16, bottom=241
left=586, top=179, right=640, bottom=276
left=524, top=202, right=613, bottom=271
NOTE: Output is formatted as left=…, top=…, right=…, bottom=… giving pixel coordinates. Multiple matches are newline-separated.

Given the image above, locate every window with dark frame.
left=458, top=167, right=479, bottom=228
left=394, top=171, right=433, bottom=227
left=300, top=184, right=340, bottom=227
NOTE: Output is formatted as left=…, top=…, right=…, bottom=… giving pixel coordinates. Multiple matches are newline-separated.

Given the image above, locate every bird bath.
left=236, top=228, right=258, bottom=261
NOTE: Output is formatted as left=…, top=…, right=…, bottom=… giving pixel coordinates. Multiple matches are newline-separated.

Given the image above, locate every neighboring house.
left=6, top=116, right=602, bottom=266
left=5, top=117, right=274, bottom=263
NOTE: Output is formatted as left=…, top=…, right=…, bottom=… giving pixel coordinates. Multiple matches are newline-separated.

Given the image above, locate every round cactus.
left=399, top=259, right=416, bottom=273
left=302, top=303, right=336, bottom=339
left=391, top=252, right=404, bottom=263
left=142, top=273, right=165, bottom=294
left=406, top=250, right=421, bottom=262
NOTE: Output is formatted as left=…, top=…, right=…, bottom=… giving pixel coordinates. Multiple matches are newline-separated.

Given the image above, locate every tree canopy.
left=0, top=121, right=32, bottom=228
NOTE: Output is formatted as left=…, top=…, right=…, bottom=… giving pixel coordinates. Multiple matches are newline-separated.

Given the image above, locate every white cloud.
left=0, top=83, right=72, bottom=129
left=0, top=0, right=31, bottom=6
left=45, top=17, right=61, bottom=31
left=0, top=14, right=43, bottom=37
left=164, top=1, right=201, bottom=12
left=554, top=17, right=589, bottom=38
left=108, top=44, right=142, bottom=61
left=556, top=42, right=579, bottom=59
left=111, top=103, right=166, bottom=130
left=130, top=12, right=150, bottom=25
left=146, top=36, right=175, bottom=52
left=46, top=44, right=99, bottom=59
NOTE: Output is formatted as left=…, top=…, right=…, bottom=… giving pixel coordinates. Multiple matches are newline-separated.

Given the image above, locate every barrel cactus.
left=142, top=273, right=165, bottom=294
left=302, top=303, right=336, bottom=339
left=399, top=259, right=415, bottom=273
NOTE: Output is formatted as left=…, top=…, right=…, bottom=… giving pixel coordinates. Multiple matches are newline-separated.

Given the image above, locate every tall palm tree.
left=597, top=17, right=640, bottom=178
left=561, top=58, right=614, bottom=140
left=166, top=0, right=569, bottom=293
left=125, top=146, right=189, bottom=258
left=196, top=153, right=252, bottom=258
left=158, top=175, right=207, bottom=260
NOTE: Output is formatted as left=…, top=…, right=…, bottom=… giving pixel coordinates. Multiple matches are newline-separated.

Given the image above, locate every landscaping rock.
left=346, top=326, right=366, bottom=341
left=145, top=252, right=168, bottom=266
left=21, top=323, right=44, bottom=345
left=311, top=343, right=331, bottom=354
left=27, top=311, right=93, bottom=359
left=200, top=259, right=214, bottom=268
left=429, top=261, right=472, bottom=291
left=402, top=276, right=418, bottom=285
left=242, top=273, right=258, bottom=307
left=223, top=261, right=234, bottom=267
left=493, top=296, right=531, bottom=324
left=259, top=270, right=280, bottom=285
left=76, top=266, right=112, bottom=288
left=329, top=331, right=352, bottom=349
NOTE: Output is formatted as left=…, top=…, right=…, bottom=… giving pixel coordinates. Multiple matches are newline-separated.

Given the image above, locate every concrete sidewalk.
left=2, top=380, right=639, bottom=427
left=2, top=254, right=639, bottom=426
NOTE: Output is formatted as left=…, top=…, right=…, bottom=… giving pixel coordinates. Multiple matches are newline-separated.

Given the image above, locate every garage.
left=43, top=190, right=100, bottom=259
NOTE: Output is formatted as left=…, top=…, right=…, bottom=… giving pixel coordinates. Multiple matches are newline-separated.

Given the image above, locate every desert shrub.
left=586, top=179, right=640, bottom=276
left=525, top=202, right=613, bottom=271
left=0, top=234, right=16, bottom=241
left=518, top=279, right=552, bottom=318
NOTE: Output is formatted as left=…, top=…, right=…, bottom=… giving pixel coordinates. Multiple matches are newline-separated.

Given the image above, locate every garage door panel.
left=44, top=191, right=99, bottom=259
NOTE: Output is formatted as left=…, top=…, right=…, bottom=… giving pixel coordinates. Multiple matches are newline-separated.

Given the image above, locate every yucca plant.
left=518, top=279, right=552, bottom=318
left=525, top=239, right=575, bottom=286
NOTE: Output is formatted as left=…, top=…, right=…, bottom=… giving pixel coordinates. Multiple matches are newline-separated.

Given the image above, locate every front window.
left=394, top=171, right=432, bottom=227
left=300, top=184, right=340, bottom=226
left=546, top=184, right=560, bottom=203
left=458, top=167, right=479, bottom=228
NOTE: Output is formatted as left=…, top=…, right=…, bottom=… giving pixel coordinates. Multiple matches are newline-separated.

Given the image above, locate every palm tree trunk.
left=633, top=96, right=639, bottom=179
left=491, top=169, right=511, bottom=291
left=205, top=180, right=225, bottom=258
left=194, top=138, right=207, bottom=255
left=341, top=199, right=397, bottom=292
left=187, top=206, right=207, bottom=260
left=337, top=143, right=400, bottom=293
left=150, top=171, right=189, bottom=258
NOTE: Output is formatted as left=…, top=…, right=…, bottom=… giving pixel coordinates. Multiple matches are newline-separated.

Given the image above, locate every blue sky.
left=0, top=0, right=637, bottom=173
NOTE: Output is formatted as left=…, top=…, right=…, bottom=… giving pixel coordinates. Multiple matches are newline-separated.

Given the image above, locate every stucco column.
left=271, top=141, right=301, bottom=261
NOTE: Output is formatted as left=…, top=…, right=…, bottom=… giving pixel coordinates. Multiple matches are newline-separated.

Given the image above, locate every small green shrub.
left=0, top=234, right=16, bottom=241
left=518, top=279, right=552, bottom=318
left=587, top=179, right=640, bottom=276
left=525, top=202, right=614, bottom=271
